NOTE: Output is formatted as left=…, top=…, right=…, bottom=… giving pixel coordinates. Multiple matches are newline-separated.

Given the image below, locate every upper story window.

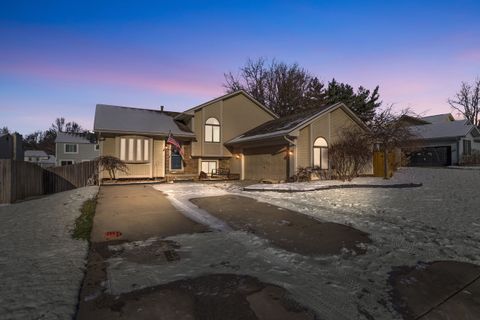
left=65, top=143, right=78, bottom=153
left=205, top=117, right=220, bottom=143
left=119, top=137, right=149, bottom=163
left=94, top=144, right=100, bottom=151
left=313, top=137, right=328, bottom=169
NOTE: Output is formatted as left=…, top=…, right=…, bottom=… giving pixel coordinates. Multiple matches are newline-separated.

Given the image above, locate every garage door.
left=408, top=146, right=451, bottom=166
left=244, top=146, right=287, bottom=181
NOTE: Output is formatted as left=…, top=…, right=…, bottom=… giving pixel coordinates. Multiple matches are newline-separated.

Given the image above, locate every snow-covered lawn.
left=106, top=168, right=480, bottom=319
left=0, top=187, right=98, bottom=320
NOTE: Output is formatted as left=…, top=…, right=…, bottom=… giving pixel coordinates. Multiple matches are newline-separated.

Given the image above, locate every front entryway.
left=201, top=160, right=218, bottom=176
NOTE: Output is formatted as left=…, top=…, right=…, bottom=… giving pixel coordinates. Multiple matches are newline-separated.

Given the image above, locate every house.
left=55, top=132, right=100, bottom=166
left=94, top=90, right=370, bottom=181
left=0, top=133, right=23, bottom=160
left=403, top=113, right=480, bottom=166
left=24, top=150, right=56, bottom=168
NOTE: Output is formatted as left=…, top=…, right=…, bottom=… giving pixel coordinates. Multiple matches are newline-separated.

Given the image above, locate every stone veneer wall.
left=165, top=142, right=199, bottom=176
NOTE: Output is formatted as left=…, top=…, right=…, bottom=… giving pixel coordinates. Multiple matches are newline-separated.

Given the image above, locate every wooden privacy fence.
left=0, top=160, right=98, bottom=204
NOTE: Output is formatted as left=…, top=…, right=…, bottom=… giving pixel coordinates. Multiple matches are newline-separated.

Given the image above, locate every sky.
left=1, top=0, right=480, bottom=134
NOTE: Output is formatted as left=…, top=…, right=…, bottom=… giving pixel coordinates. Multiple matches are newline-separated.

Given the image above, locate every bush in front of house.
left=329, top=127, right=372, bottom=181
left=96, top=156, right=128, bottom=180
left=459, top=150, right=480, bottom=166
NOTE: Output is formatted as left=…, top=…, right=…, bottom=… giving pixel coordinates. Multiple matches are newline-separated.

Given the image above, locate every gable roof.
left=25, top=150, right=48, bottom=157
left=410, top=120, right=480, bottom=140
left=55, top=132, right=93, bottom=144
left=94, top=104, right=195, bottom=138
left=182, top=90, right=279, bottom=119
left=226, top=102, right=367, bottom=145
left=421, top=113, right=455, bottom=123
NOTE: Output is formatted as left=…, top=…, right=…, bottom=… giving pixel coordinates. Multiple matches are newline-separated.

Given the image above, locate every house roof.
left=421, top=113, right=455, bottom=123
left=182, top=90, right=279, bottom=119
left=226, top=102, right=366, bottom=145
left=25, top=150, right=48, bottom=157
left=94, top=104, right=195, bottom=138
left=55, top=132, right=93, bottom=144
left=409, top=120, right=480, bottom=140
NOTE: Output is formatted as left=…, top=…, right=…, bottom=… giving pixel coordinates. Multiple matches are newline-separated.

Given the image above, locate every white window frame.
left=201, top=160, right=218, bottom=176
left=94, top=144, right=100, bottom=151
left=313, top=137, right=329, bottom=169
left=205, top=117, right=220, bottom=143
left=64, top=143, right=78, bottom=154
left=119, top=136, right=151, bottom=163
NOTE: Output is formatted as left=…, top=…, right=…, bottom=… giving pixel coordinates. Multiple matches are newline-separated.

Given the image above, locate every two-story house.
left=93, top=90, right=369, bottom=181
left=55, top=132, right=100, bottom=166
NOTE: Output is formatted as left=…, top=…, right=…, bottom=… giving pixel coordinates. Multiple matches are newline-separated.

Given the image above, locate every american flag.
left=166, top=132, right=184, bottom=158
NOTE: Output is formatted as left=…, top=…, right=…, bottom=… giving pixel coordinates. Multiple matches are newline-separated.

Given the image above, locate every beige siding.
left=191, top=93, right=276, bottom=158
left=153, top=139, right=165, bottom=177
left=330, top=108, right=359, bottom=142
left=296, top=127, right=310, bottom=168
left=100, top=135, right=166, bottom=179
left=244, top=146, right=287, bottom=181
left=229, top=156, right=242, bottom=174
left=295, top=107, right=367, bottom=171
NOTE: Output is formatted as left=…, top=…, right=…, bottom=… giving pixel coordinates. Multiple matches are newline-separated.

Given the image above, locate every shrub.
left=459, top=150, right=480, bottom=166
left=96, top=156, right=128, bottom=180
left=329, top=127, right=372, bottom=181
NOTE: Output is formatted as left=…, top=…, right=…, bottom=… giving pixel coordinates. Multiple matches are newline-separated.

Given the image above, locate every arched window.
left=313, top=137, right=328, bottom=169
left=205, top=117, right=220, bottom=142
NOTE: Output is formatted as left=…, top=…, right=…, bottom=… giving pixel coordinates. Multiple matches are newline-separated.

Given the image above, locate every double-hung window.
left=119, top=137, right=150, bottom=162
left=205, top=118, right=220, bottom=142
left=65, top=144, right=78, bottom=153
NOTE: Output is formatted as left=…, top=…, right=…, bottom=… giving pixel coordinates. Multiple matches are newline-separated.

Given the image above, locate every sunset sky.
left=1, top=0, right=480, bottom=134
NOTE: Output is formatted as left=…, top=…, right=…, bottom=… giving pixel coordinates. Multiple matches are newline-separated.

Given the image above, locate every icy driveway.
left=0, top=187, right=98, bottom=320
left=107, top=168, right=480, bottom=319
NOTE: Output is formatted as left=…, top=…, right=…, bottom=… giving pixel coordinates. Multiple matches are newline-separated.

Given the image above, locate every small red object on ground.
left=104, top=231, right=122, bottom=240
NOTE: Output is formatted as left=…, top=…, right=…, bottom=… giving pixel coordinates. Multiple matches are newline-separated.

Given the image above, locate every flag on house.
left=166, top=132, right=184, bottom=158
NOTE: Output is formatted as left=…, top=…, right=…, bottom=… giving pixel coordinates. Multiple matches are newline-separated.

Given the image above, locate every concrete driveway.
left=91, top=184, right=207, bottom=242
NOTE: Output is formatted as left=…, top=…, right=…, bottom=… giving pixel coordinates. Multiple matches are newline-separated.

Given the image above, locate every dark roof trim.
left=183, top=90, right=279, bottom=119
left=226, top=102, right=368, bottom=145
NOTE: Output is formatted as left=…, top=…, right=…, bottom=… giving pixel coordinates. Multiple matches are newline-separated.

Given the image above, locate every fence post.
left=0, top=160, right=13, bottom=203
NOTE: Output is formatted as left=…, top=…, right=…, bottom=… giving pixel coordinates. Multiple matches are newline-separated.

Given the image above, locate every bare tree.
left=97, top=156, right=128, bottom=180
left=224, top=58, right=381, bottom=121
left=448, top=77, right=480, bottom=126
left=368, top=105, right=419, bottom=179
left=1, top=127, right=9, bottom=134
left=224, top=58, right=314, bottom=116
left=329, top=126, right=372, bottom=181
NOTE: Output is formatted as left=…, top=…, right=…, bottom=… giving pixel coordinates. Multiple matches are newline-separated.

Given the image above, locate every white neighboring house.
left=55, top=132, right=100, bottom=166
left=24, top=150, right=56, bottom=168
left=405, top=113, right=480, bottom=166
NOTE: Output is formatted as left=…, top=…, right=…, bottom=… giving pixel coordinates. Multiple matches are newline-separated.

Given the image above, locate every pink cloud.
left=1, top=62, right=223, bottom=98
left=458, top=49, right=480, bottom=62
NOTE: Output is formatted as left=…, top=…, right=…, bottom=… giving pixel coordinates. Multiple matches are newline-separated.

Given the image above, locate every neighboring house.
left=404, top=113, right=480, bottom=166
left=0, top=133, right=23, bottom=160
left=55, top=132, right=100, bottom=166
left=24, top=150, right=56, bottom=168
left=94, top=90, right=370, bottom=181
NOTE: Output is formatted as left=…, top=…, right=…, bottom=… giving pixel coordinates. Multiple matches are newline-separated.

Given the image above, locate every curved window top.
left=206, top=117, right=220, bottom=125
left=313, top=137, right=328, bottom=147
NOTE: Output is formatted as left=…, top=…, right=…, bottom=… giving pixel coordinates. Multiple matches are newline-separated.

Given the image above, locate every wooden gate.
left=373, top=151, right=396, bottom=178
